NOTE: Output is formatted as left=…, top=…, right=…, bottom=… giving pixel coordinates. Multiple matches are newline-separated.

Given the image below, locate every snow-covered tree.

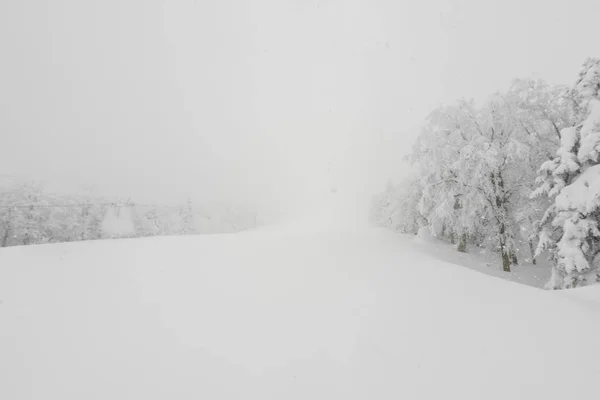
left=0, top=189, right=18, bottom=247
left=178, top=198, right=194, bottom=234
left=411, top=103, right=476, bottom=249
left=0, top=207, right=14, bottom=247
left=141, top=208, right=163, bottom=236
left=407, top=84, right=567, bottom=271
left=533, top=58, right=600, bottom=289
left=370, top=176, right=425, bottom=234
left=411, top=100, right=523, bottom=266
left=10, top=182, right=52, bottom=245
left=504, top=79, right=573, bottom=264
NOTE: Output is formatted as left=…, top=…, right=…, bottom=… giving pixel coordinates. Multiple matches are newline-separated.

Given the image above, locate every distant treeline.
left=0, top=180, right=259, bottom=247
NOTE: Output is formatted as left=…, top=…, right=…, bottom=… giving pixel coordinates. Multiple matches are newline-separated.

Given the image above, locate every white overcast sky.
left=0, top=0, right=598, bottom=211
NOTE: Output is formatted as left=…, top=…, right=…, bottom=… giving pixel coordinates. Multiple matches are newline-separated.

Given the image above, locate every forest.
left=0, top=178, right=260, bottom=247
left=371, top=58, right=600, bottom=290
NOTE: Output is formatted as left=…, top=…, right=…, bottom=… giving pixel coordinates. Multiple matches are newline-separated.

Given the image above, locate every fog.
left=1, top=0, right=597, bottom=219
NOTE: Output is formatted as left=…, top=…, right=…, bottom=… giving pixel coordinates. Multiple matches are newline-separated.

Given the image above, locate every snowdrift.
left=1, top=226, right=600, bottom=399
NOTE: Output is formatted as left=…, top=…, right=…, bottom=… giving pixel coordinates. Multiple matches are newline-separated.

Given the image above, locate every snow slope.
left=1, top=219, right=600, bottom=399
left=411, top=230, right=553, bottom=288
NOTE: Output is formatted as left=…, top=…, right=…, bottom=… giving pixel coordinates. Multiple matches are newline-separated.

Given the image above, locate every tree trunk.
left=510, top=251, right=518, bottom=266
left=491, top=171, right=512, bottom=272
left=498, top=224, right=511, bottom=272
left=22, top=230, right=31, bottom=245
left=501, top=250, right=511, bottom=272
left=457, top=233, right=468, bottom=253
left=528, top=239, right=537, bottom=265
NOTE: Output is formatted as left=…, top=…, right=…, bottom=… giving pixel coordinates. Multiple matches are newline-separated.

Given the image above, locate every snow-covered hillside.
left=1, top=219, right=600, bottom=399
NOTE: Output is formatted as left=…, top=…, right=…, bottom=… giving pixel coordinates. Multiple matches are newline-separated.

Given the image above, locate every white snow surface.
left=1, top=215, right=600, bottom=399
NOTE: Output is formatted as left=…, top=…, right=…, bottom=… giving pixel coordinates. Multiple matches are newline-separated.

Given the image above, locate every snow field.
left=1, top=225, right=600, bottom=399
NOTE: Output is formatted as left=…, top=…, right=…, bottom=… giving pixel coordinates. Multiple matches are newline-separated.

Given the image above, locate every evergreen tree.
left=534, top=58, right=600, bottom=289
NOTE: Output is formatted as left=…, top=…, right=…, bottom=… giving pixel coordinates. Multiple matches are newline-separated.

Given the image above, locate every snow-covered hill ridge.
left=1, top=222, right=599, bottom=399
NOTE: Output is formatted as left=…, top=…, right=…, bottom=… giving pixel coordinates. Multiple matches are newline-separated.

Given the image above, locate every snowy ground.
left=411, top=231, right=553, bottom=288
left=1, top=214, right=600, bottom=399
